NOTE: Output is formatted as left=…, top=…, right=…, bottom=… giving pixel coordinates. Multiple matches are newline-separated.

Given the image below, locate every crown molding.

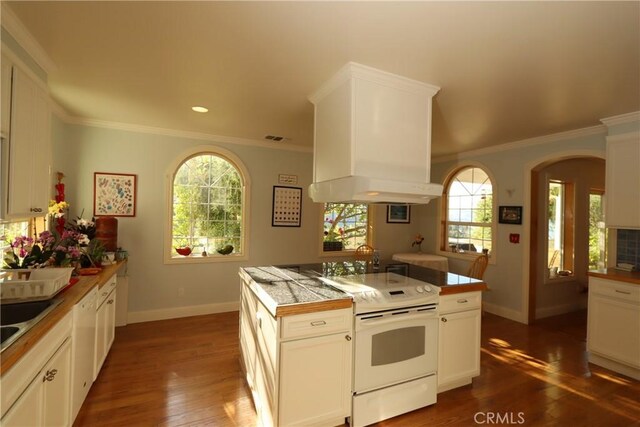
left=433, top=124, right=607, bottom=164
left=54, top=112, right=313, bottom=154
left=1, top=3, right=57, bottom=73
left=600, top=111, right=640, bottom=128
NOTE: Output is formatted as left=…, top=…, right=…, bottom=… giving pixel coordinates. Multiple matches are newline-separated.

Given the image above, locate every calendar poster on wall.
left=272, top=186, right=302, bottom=227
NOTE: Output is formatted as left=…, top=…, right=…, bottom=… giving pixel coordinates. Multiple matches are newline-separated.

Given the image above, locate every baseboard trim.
left=127, top=301, right=239, bottom=324
left=482, top=302, right=526, bottom=324
left=588, top=353, right=640, bottom=381
left=535, top=300, right=587, bottom=320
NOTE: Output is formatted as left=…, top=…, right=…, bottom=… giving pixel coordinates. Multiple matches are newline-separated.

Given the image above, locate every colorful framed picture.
left=498, top=206, right=522, bottom=225
left=387, top=204, right=411, bottom=223
left=272, top=186, right=302, bottom=227
left=93, top=172, right=137, bottom=217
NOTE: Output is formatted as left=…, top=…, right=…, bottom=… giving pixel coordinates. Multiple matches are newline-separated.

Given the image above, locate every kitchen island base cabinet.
left=279, top=333, right=352, bottom=427
left=239, top=280, right=353, bottom=427
left=587, top=277, right=640, bottom=380
left=437, top=292, right=482, bottom=393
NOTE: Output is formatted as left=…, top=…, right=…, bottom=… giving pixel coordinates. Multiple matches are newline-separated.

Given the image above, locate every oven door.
left=354, top=306, right=438, bottom=393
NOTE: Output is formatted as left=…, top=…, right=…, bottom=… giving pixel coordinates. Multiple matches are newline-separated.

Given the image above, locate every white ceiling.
left=5, top=1, right=640, bottom=157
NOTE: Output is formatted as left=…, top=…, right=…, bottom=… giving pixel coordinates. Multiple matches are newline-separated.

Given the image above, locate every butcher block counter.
left=0, top=261, right=126, bottom=375
left=240, top=260, right=486, bottom=318
left=588, top=268, right=640, bottom=285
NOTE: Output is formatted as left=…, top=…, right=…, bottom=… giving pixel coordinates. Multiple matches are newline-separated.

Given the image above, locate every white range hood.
left=308, top=62, right=443, bottom=204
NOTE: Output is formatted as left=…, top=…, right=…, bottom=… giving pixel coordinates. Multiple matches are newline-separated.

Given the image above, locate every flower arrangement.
left=3, top=230, right=82, bottom=269
left=412, top=233, right=424, bottom=252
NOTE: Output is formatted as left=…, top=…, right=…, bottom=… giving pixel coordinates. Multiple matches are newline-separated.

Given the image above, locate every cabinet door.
left=42, top=338, right=72, bottom=427
left=71, top=288, right=97, bottom=421
left=6, top=67, right=50, bottom=218
left=588, top=295, right=640, bottom=368
left=1, top=370, right=44, bottom=427
left=606, top=134, right=640, bottom=228
left=1, top=60, right=11, bottom=137
left=105, top=290, right=117, bottom=353
left=94, top=300, right=108, bottom=380
left=438, top=309, right=481, bottom=387
left=279, top=332, right=352, bottom=426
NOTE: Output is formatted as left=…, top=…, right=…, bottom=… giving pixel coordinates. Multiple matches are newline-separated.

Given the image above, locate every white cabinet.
left=279, top=332, right=352, bottom=427
left=438, top=292, right=482, bottom=393
left=0, top=312, right=72, bottom=426
left=1, top=59, right=12, bottom=138
left=605, top=132, right=640, bottom=229
left=0, top=59, right=51, bottom=220
left=587, top=277, right=640, bottom=379
left=71, top=287, right=98, bottom=421
left=239, top=279, right=353, bottom=427
left=94, top=275, right=117, bottom=379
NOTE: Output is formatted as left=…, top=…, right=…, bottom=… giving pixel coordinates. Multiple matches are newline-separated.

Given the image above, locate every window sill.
left=436, top=249, right=496, bottom=265
left=164, top=253, right=248, bottom=264
left=318, top=250, right=357, bottom=258
left=545, top=275, right=576, bottom=285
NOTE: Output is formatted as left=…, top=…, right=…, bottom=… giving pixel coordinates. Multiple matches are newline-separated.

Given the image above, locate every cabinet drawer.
left=590, top=278, right=640, bottom=304
left=281, top=308, right=352, bottom=341
left=97, top=274, right=117, bottom=307
left=439, top=292, right=482, bottom=314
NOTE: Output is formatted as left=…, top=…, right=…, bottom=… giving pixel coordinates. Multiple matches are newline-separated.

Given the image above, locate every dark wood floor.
left=74, top=309, right=640, bottom=427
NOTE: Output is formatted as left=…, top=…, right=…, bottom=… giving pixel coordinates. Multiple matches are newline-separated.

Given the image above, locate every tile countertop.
left=588, top=268, right=640, bottom=285
left=240, top=266, right=353, bottom=318
left=0, top=261, right=127, bottom=376
left=241, top=260, right=487, bottom=318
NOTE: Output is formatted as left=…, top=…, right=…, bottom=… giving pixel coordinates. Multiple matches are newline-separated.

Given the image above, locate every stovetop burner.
left=321, top=272, right=440, bottom=314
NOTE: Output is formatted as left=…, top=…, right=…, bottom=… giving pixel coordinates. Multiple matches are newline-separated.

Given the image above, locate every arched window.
left=167, top=147, right=249, bottom=262
left=442, top=166, right=494, bottom=255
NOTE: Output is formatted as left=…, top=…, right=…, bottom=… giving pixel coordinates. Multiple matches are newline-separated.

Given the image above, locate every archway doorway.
left=527, top=156, right=605, bottom=324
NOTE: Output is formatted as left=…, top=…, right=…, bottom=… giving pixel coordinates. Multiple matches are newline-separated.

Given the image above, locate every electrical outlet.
left=178, top=287, right=185, bottom=297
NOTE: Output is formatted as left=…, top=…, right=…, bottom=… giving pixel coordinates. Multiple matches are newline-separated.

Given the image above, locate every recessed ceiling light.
left=192, top=106, right=208, bottom=113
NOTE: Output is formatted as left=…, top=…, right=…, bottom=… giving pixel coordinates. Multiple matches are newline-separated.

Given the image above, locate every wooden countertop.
left=1, top=261, right=126, bottom=376
left=588, top=268, right=640, bottom=285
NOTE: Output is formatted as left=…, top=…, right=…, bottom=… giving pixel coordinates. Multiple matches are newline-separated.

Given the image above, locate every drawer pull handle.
left=457, top=299, right=468, bottom=304
left=43, top=369, right=57, bottom=382
left=345, top=334, right=352, bottom=341
left=441, top=317, right=448, bottom=323
left=30, top=207, right=43, bottom=213
left=615, top=290, right=631, bottom=295
left=311, top=320, right=327, bottom=326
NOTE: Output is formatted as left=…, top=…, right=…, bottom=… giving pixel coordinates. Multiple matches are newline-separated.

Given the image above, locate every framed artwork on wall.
left=93, top=172, right=137, bottom=217
left=272, top=186, right=302, bottom=227
left=387, top=204, right=411, bottom=223
left=498, top=206, right=522, bottom=224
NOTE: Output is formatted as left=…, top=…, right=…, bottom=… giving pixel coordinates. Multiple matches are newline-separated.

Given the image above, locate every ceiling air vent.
left=264, top=135, right=285, bottom=142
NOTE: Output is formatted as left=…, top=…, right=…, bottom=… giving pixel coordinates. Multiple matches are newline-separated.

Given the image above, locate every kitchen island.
left=239, top=261, right=487, bottom=427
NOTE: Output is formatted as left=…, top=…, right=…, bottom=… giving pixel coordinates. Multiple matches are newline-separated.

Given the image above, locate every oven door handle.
left=357, top=310, right=437, bottom=328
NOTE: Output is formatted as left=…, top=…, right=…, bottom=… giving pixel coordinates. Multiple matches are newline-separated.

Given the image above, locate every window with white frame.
left=169, top=151, right=247, bottom=259
left=442, top=166, right=494, bottom=255
left=322, top=203, right=370, bottom=252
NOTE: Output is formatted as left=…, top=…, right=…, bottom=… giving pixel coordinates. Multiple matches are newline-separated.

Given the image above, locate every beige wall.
left=51, top=117, right=423, bottom=321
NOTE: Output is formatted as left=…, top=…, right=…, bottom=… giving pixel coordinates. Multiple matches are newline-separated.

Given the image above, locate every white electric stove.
left=321, top=272, right=441, bottom=427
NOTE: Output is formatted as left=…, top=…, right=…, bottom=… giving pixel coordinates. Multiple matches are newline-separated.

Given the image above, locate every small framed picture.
left=499, top=206, right=523, bottom=225
left=387, top=204, right=411, bottom=223
left=272, top=186, right=302, bottom=227
left=94, top=172, right=137, bottom=217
